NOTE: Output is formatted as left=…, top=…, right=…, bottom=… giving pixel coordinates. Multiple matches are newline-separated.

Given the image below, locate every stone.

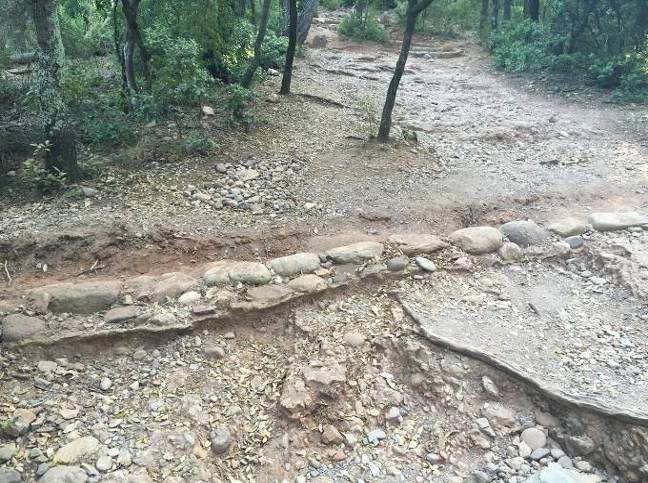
left=548, top=218, right=587, bottom=237
left=498, top=242, right=523, bottom=261
left=201, top=105, right=215, bottom=116
left=53, top=437, right=100, bottom=464
left=303, top=364, right=346, bottom=391
left=388, top=234, right=448, bottom=255
left=414, top=256, right=436, bottom=272
left=449, top=227, right=503, bottom=254
left=267, top=68, right=280, bottom=76
left=279, top=375, right=315, bottom=418
left=481, top=376, right=499, bottom=397
left=0, top=469, right=22, bottom=483
left=95, top=455, right=112, bottom=472
left=30, top=281, right=121, bottom=314
left=37, top=360, right=58, bottom=373
left=116, top=448, right=132, bottom=468
left=385, top=406, right=401, bottom=423
left=149, top=313, right=177, bottom=326
left=267, top=253, right=321, bottom=276
left=452, top=256, right=474, bottom=271
left=234, top=284, right=294, bottom=310
left=1, top=314, right=46, bottom=342
left=588, top=212, right=648, bottom=232
left=203, top=261, right=272, bottom=286
left=557, top=456, right=573, bottom=468
left=343, top=332, right=365, bottom=347
left=266, top=93, right=280, bottom=103
left=80, top=187, right=97, bottom=197
left=100, top=378, right=112, bottom=391
left=366, top=429, right=386, bottom=445
left=210, top=427, right=231, bottom=454
left=0, top=443, right=17, bottom=463
left=38, top=466, right=88, bottom=483
left=500, top=220, right=549, bottom=247
left=288, top=274, right=327, bottom=293
left=563, top=435, right=595, bottom=455
left=326, top=241, right=384, bottom=264
left=525, top=462, right=592, bottom=483
left=530, top=448, right=551, bottom=460
left=149, top=273, right=198, bottom=301
left=1, top=409, right=36, bottom=438
left=386, top=256, right=409, bottom=271
left=204, top=343, right=226, bottom=359
left=104, top=306, right=140, bottom=323
left=321, top=425, right=343, bottom=445
left=564, top=236, right=584, bottom=249
left=482, top=403, right=515, bottom=427
left=178, top=291, right=201, bottom=306
left=521, top=428, right=547, bottom=450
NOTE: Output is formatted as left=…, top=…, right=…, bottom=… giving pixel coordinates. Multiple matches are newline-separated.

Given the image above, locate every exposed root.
left=294, top=92, right=350, bottom=109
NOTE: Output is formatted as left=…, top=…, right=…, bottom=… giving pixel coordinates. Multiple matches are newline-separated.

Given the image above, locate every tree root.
left=294, top=92, right=349, bottom=109
left=397, top=295, right=648, bottom=426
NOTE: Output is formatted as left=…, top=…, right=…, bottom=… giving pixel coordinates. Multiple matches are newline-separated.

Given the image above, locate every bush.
left=396, top=0, right=479, bottom=37
left=20, top=142, right=68, bottom=194
left=259, top=32, right=288, bottom=70
left=321, top=0, right=341, bottom=10
left=489, top=20, right=555, bottom=72
left=338, top=9, right=386, bottom=42
left=225, top=85, right=255, bottom=127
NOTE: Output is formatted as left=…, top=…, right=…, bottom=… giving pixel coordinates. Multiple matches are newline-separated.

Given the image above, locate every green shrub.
left=489, top=20, right=555, bottom=72
left=259, top=32, right=288, bottom=70
left=321, top=0, right=341, bottom=10
left=225, top=85, right=255, bottom=127
left=338, top=9, right=386, bottom=42
left=20, top=142, right=68, bottom=194
left=396, top=0, right=479, bottom=37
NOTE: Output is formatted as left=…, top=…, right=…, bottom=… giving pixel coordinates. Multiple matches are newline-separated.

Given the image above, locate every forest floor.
left=2, top=10, right=648, bottom=483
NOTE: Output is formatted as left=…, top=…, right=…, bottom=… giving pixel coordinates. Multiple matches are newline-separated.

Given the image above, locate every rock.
left=452, top=256, right=474, bottom=271
left=53, top=436, right=100, bottom=464
left=1, top=409, right=36, bottom=438
left=201, top=105, right=215, bottom=116
left=385, top=406, right=401, bottom=424
left=203, top=261, right=272, bottom=286
left=80, top=187, right=97, bottom=197
left=303, top=364, right=346, bottom=392
left=500, top=220, right=549, bottom=247
left=104, top=306, right=140, bottom=323
left=563, top=435, right=595, bottom=455
left=388, top=234, right=448, bottom=255
left=574, top=461, right=592, bottom=472
left=267, top=253, right=321, bottom=277
left=288, top=274, right=328, bottom=293
left=309, top=34, right=328, bottom=49
left=0, top=469, right=22, bottom=483
left=588, top=212, right=648, bottom=231
left=521, top=428, right=547, bottom=450
left=100, top=377, right=112, bottom=391
left=557, top=456, right=573, bottom=468
left=95, top=456, right=112, bottom=472
left=38, top=466, right=88, bottom=483
left=414, top=256, right=436, bottom=272
left=210, top=427, right=231, bottom=454
left=267, top=68, right=280, bottom=76
left=149, top=313, right=177, bottom=326
left=0, top=443, right=17, bottom=463
left=482, top=403, right=515, bottom=427
left=481, top=376, right=499, bottom=397
left=116, top=448, right=132, bottom=468
left=326, top=241, right=384, bottom=264
left=178, top=291, right=201, bottom=306
left=548, top=218, right=587, bottom=237
left=498, top=242, right=523, bottom=261
left=386, top=256, right=409, bottom=271
left=343, top=332, right=365, bottom=347
left=128, top=273, right=198, bottom=302
left=449, top=227, right=503, bottom=254
left=366, top=429, right=386, bottom=445
left=564, top=236, right=583, bottom=249
left=321, top=425, right=343, bottom=445
left=279, top=374, right=315, bottom=418
left=530, top=448, right=551, bottom=460
left=29, top=281, right=121, bottom=314
left=37, top=360, right=58, bottom=373
left=235, top=284, right=295, bottom=310
left=525, top=462, right=592, bottom=483
left=204, top=343, right=226, bottom=360
left=1, top=314, right=46, bottom=342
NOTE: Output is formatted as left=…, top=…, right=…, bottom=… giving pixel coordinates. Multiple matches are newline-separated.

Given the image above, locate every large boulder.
left=588, top=212, right=648, bottom=232
left=29, top=281, right=121, bottom=314
left=1, top=314, right=46, bottom=342
left=547, top=217, right=587, bottom=237
left=499, top=220, right=549, bottom=248
left=449, top=227, right=503, bottom=255
left=267, top=253, right=321, bottom=277
left=53, top=437, right=100, bottom=464
left=203, top=261, right=271, bottom=286
left=388, top=234, right=448, bottom=255
left=326, top=242, right=383, bottom=264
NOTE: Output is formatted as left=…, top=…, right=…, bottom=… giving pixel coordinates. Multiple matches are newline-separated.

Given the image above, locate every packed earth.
left=2, top=10, right=648, bottom=483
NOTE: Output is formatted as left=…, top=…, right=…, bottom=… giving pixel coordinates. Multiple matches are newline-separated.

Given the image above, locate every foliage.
left=225, top=85, right=256, bottom=126
left=490, top=20, right=556, bottom=72
left=59, top=0, right=112, bottom=58
left=396, top=0, right=480, bottom=37
left=321, top=0, right=341, bottom=10
left=259, top=32, right=288, bottom=70
left=20, top=141, right=68, bottom=193
left=338, top=8, right=386, bottom=42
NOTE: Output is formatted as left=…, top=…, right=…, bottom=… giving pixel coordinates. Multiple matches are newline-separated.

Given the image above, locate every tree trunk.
left=280, top=0, right=298, bottom=95
left=523, top=0, right=539, bottom=21
left=121, top=0, right=150, bottom=90
left=296, top=0, right=319, bottom=45
left=480, top=0, right=489, bottom=30
left=31, top=0, right=79, bottom=180
left=377, top=2, right=417, bottom=141
left=503, top=0, right=511, bottom=20
left=491, top=0, right=499, bottom=29
left=241, top=0, right=272, bottom=88
left=112, top=0, right=130, bottom=111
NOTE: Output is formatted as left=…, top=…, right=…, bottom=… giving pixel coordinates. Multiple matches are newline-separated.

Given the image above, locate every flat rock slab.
left=449, top=227, right=503, bottom=254
left=104, top=306, right=140, bottom=323
left=588, top=212, right=648, bottom=232
left=267, top=253, right=321, bottom=277
left=388, top=234, right=448, bottom=255
left=548, top=217, right=588, bottom=237
left=326, top=242, right=384, bottom=264
left=1, top=314, right=46, bottom=342
left=204, top=261, right=272, bottom=286
left=232, top=284, right=295, bottom=310
left=127, top=272, right=198, bottom=302
left=500, top=220, right=550, bottom=248
left=288, top=274, right=328, bottom=293
left=401, top=265, right=648, bottom=416
left=29, top=281, right=121, bottom=314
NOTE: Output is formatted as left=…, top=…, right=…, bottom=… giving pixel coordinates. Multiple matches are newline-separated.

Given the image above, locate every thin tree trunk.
left=280, top=0, right=297, bottom=94
left=241, top=0, right=272, bottom=88
left=491, top=0, right=499, bottom=29
left=377, top=3, right=416, bottom=141
left=112, top=0, right=130, bottom=111
left=249, top=0, right=257, bottom=25
left=523, top=0, right=539, bottom=21
left=480, top=0, right=489, bottom=30
left=31, top=0, right=79, bottom=180
left=296, top=0, right=319, bottom=45
left=503, top=0, right=511, bottom=20
left=121, top=0, right=150, bottom=89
